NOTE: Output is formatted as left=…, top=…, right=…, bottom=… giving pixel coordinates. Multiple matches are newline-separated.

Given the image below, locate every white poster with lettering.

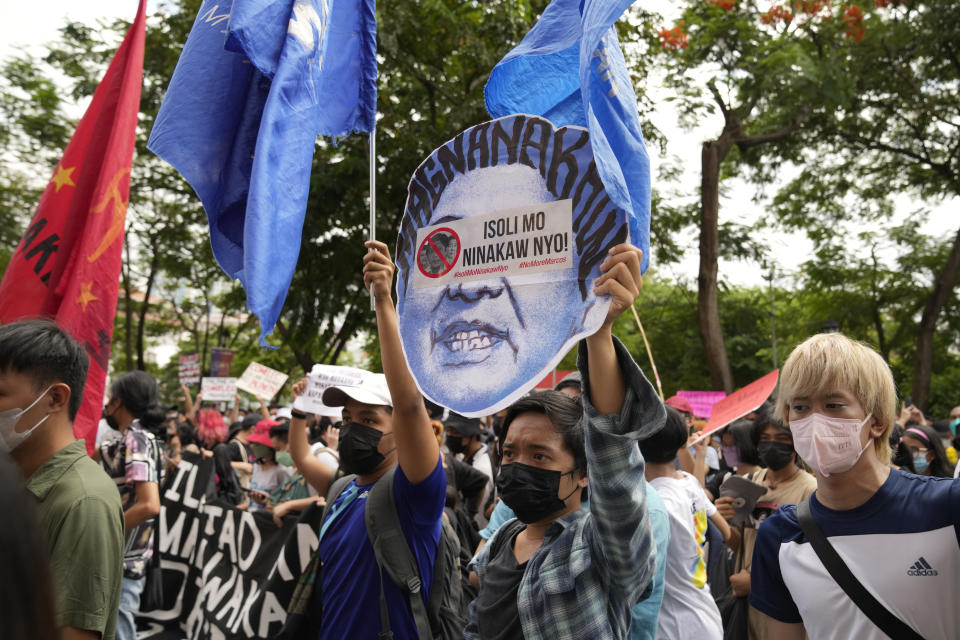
left=293, top=364, right=369, bottom=417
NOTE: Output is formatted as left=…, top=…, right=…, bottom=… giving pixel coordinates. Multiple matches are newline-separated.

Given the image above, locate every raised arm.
left=580, top=244, right=663, bottom=601
left=181, top=383, right=198, bottom=427
left=288, top=377, right=335, bottom=495
left=363, top=240, right=439, bottom=484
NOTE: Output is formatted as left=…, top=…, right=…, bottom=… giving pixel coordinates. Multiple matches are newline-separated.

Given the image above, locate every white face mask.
left=789, top=412, right=873, bottom=477
left=0, top=386, right=53, bottom=453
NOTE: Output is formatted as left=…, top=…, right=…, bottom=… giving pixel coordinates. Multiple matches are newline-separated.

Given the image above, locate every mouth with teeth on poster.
left=432, top=320, right=518, bottom=367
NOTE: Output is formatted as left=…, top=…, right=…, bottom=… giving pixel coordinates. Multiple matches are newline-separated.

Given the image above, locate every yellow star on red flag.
left=50, top=165, right=77, bottom=192
left=76, top=281, right=98, bottom=312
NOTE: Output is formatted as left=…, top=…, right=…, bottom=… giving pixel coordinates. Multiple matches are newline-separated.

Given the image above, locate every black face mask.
left=495, top=462, right=580, bottom=524
left=103, top=405, right=121, bottom=432
left=339, top=422, right=391, bottom=475
left=758, top=441, right=795, bottom=471
left=445, top=434, right=468, bottom=455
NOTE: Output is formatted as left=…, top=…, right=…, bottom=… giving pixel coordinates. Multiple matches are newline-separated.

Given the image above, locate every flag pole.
left=369, top=128, right=376, bottom=311
left=631, top=302, right=664, bottom=402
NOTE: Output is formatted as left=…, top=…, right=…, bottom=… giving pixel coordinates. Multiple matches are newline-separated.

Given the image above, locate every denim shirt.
left=466, top=336, right=665, bottom=640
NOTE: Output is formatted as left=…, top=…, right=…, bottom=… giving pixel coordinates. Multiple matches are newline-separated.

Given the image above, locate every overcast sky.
left=2, top=0, right=955, bottom=291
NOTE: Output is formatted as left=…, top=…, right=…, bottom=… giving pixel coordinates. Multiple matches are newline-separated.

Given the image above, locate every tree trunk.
left=122, top=231, right=134, bottom=372
left=135, top=251, right=159, bottom=371
left=911, top=225, right=960, bottom=410
left=698, top=138, right=736, bottom=393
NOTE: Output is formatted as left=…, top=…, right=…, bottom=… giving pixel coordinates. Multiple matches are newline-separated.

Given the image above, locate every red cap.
left=665, top=395, right=693, bottom=415
left=246, top=419, right=280, bottom=448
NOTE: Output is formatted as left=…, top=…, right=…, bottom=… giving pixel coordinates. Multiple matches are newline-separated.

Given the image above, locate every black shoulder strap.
left=366, top=467, right=433, bottom=640
left=488, top=518, right=526, bottom=563
left=796, top=499, right=923, bottom=640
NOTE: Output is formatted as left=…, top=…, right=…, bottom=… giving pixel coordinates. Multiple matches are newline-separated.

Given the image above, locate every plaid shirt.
left=466, top=337, right=665, bottom=640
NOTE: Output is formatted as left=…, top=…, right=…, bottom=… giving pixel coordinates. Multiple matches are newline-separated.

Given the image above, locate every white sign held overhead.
left=293, top=364, right=369, bottom=417
left=201, top=377, right=238, bottom=403
left=237, top=362, right=288, bottom=401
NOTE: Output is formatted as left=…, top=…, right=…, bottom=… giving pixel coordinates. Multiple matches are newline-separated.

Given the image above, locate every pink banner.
left=676, top=390, right=728, bottom=419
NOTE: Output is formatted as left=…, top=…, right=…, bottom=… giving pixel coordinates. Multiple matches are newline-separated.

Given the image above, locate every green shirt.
left=27, top=438, right=124, bottom=639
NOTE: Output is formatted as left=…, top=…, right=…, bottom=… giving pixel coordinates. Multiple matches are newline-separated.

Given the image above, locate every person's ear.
left=46, top=383, right=71, bottom=415
left=576, top=469, right=589, bottom=489
left=867, top=415, right=885, bottom=439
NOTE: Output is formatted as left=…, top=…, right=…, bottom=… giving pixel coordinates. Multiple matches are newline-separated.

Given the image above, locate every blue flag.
left=148, top=0, right=377, bottom=345
left=484, top=0, right=651, bottom=273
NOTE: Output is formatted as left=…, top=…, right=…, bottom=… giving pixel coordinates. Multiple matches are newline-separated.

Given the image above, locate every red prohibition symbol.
left=416, top=227, right=461, bottom=278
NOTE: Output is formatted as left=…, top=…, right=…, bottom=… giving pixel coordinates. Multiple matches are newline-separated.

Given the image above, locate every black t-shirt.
left=476, top=528, right=526, bottom=640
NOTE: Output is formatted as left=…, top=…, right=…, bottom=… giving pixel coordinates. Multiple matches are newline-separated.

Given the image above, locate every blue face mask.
left=950, top=418, right=960, bottom=437
left=913, top=453, right=929, bottom=474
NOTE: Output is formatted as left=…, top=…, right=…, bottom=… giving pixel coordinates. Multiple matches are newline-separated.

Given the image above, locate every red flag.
left=0, top=0, right=146, bottom=453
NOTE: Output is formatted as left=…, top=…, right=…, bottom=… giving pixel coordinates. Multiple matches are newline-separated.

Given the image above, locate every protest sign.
left=395, top=114, right=628, bottom=417
left=534, top=370, right=576, bottom=390
left=178, top=354, right=201, bottom=386
left=237, top=362, right=288, bottom=401
left=676, top=390, right=727, bottom=419
left=137, top=453, right=322, bottom=639
left=293, top=364, right=369, bottom=417
left=200, top=377, right=238, bottom=403
left=692, top=370, right=780, bottom=443
left=209, top=347, right=235, bottom=377
left=411, top=199, right=573, bottom=290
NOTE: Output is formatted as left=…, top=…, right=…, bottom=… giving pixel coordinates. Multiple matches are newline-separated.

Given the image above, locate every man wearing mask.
left=465, top=243, right=664, bottom=640
left=0, top=320, right=124, bottom=640
left=715, top=417, right=816, bottom=639
left=290, top=240, right=445, bottom=639
left=751, top=333, right=960, bottom=639
left=445, top=412, right=495, bottom=527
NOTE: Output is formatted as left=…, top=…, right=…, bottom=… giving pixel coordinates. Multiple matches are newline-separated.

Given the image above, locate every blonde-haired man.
left=750, top=332, right=960, bottom=640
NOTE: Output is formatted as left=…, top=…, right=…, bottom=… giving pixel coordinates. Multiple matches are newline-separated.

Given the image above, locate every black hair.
left=269, top=422, right=290, bottom=443
left=902, top=423, right=953, bottom=478
left=751, top=414, right=792, bottom=445
left=423, top=397, right=444, bottom=420
left=110, top=371, right=164, bottom=430
left=177, top=421, right=199, bottom=449
left=501, top=390, right=586, bottom=474
left=727, top=419, right=761, bottom=466
left=889, top=424, right=916, bottom=472
left=638, top=406, right=688, bottom=464
left=0, top=320, right=89, bottom=421
left=0, top=451, right=58, bottom=640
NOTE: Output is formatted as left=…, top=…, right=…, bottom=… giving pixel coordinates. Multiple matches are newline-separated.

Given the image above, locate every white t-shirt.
left=648, top=471, right=723, bottom=640
left=751, top=469, right=960, bottom=639
left=309, top=442, right=340, bottom=471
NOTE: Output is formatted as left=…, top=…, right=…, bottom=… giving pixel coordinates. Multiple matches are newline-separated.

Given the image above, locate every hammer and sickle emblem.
left=87, top=168, right=131, bottom=264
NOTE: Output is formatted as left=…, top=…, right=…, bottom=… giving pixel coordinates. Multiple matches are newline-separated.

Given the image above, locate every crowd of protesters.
left=2, top=240, right=959, bottom=640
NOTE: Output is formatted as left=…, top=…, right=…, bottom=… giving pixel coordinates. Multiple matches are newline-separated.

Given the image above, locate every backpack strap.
left=322, top=473, right=357, bottom=524
left=796, top=499, right=923, bottom=640
left=487, top=518, right=526, bottom=565
left=366, top=467, right=434, bottom=640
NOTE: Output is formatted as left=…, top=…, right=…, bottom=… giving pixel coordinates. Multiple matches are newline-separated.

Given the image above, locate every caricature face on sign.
left=396, top=114, right=628, bottom=416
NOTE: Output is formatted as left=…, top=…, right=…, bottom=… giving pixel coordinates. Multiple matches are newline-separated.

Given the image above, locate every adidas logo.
left=906, top=557, right=939, bottom=577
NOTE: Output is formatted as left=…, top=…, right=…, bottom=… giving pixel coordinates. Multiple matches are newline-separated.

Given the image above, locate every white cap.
left=275, top=407, right=293, bottom=420
left=322, top=373, right=392, bottom=408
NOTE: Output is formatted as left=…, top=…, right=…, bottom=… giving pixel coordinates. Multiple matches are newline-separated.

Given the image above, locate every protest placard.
left=178, top=353, right=200, bottom=386
left=209, top=347, right=235, bottom=377
left=200, top=377, right=238, bottom=403
left=676, top=390, right=727, bottom=419
left=411, top=199, right=573, bottom=290
left=293, top=364, right=369, bottom=416
left=395, top=114, right=628, bottom=417
left=691, top=370, right=780, bottom=443
left=237, top=362, right=288, bottom=401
